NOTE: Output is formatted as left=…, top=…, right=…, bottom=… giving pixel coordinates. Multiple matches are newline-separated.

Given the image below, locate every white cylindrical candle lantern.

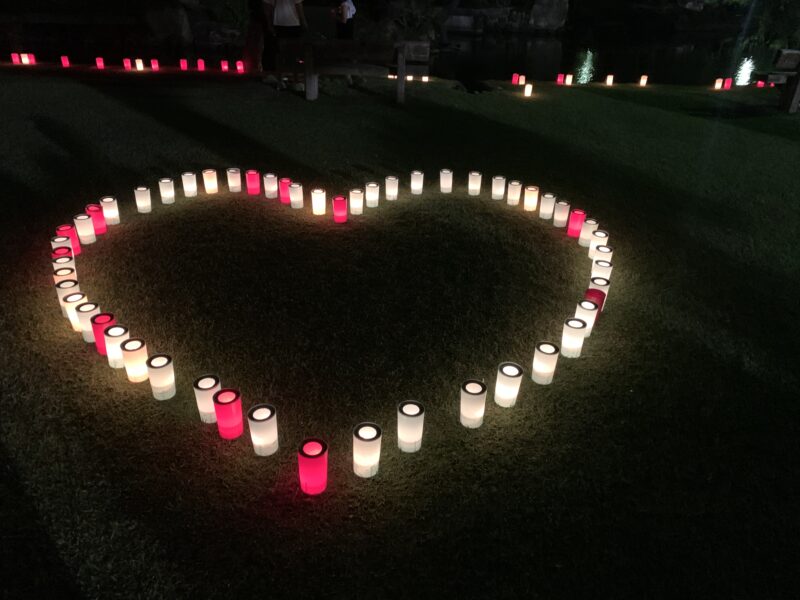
left=365, top=182, right=380, bottom=207
left=192, top=375, right=220, bottom=423
left=397, top=400, right=424, bottom=453
left=226, top=168, right=242, bottom=192
left=76, top=302, right=100, bottom=342
left=385, top=176, right=399, bottom=201
left=605, top=74, right=614, bottom=86
left=349, top=188, right=364, bottom=215
left=591, top=259, right=613, bottom=280
left=523, top=185, right=539, bottom=211
left=524, top=83, right=532, bottom=97
left=460, top=379, right=487, bottom=429
left=595, top=245, right=613, bottom=262
left=248, top=404, right=279, bottom=456
left=121, top=338, right=149, bottom=383
left=589, top=230, right=610, bottom=259
left=575, top=299, right=599, bottom=337
left=491, top=175, right=506, bottom=200
left=640, top=75, right=648, bottom=86
left=531, top=342, right=559, bottom=384
left=147, top=354, right=176, bottom=400
left=565, top=73, right=574, bottom=86
left=311, top=188, right=326, bottom=215
left=133, top=187, right=152, bottom=213
left=561, top=318, right=587, bottom=358
left=55, top=278, right=79, bottom=312
left=53, top=255, right=75, bottom=274
left=263, top=173, right=278, bottom=199
left=410, top=170, right=424, bottom=195
left=353, top=422, right=382, bottom=478
left=100, top=196, right=120, bottom=225
left=494, top=362, right=523, bottom=408
left=579, top=217, right=599, bottom=247
left=439, top=169, right=453, bottom=193
left=539, top=193, right=556, bottom=219
left=589, top=276, right=611, bottom=299
left=158, top=178, right=175, bottom=204
left=53, top=267, right=75, bottom=285
left=289, top=182, right=303, bottom=208
left=63, top=292, right=86, bottom=332
left=135, top=58, right=144, bottom=71
left=104, top=325, right=130, bottom=368
left=507, top=180, right=522, bottom=206
left=73, top=214, right=96, bottom=244
left=468, top=171, right=482, bottom=196
left=181, top=172, right=197, bottom=198
left=553, top=200, right=571, bottom=227
left=202, top=169, right=218, bottom=194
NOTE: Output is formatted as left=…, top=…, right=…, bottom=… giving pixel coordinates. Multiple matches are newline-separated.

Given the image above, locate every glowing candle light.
left=278, top=177, right=291, bottom=204
left=226, top=167, right=241, bottom=192
left=539, top=193, right=556, bottom=219
left=236, top=60, right=244, bottom=73
left=578, top=217, right=598, bottom=247
left=76, top=302, right=101, bottom=342
left=553, top=200, right=570, bottom=227
left=714, top=78, right=723, bottom=90
left=523, top=185, right=539, bottom=212
left=385, top=175, right=399, bottom=200
left=518, top=75, right=526, bottom=86
left=561, top=318, right=587, bottom=358
left=55, top=279, right=79, bottom=315
left=180, top=58, right=188, bottom=70
left=55, top=224, right=81, bottom=255
left=512, top=73, right=520, bottom=85
left=213, top=389, right=244, bottom=439
left=202, top=169, right=218, bottom=194
left=524, top=83, right=532, bottom=97
left=53, top=267, right=75, bottom=285
left=263, top=173, right=278, bottom=199
left=311, top=188, right=326, bottom=215
left=406, top=75, right=413, bottom=81
left=150, top=59, right=159, bottom=71
left=605, top=74, right=614, bottom=86
left=365, top=182, right=380, bottom=206
left=422, top=75, right=430, bottom=82
left=50, top=235, right=72, bottom=254
left=756, top=80, right=765, bottom=88
left=21, top=53, right=30, bottom=65
left=197, top=58, right=205, bottom=71
left=349, top=188, right=364, bottom=215
left=135, top=58, right=144, bottom=71
left=531, top=342, right=559, bottom=384
left=468, top=171, right=482, bottom=196
left=104, top=325, right=129, bottom=368
left=332, top=195, right=348, bottom=223
left=134, top=186, right=152, bottom=213
left=85, top=204, right=107, bottom=234
left=158, top=178, right=175, bottom=204
left=11, top=53, right=20, bottom=65
left=29, top=54, right=36, bottom=65
left=439, top=169, right=453, bottom=193
left=121, top=338, right=149, bottom=383
left=584, top=287, right=606, bottom=312
left=96, top=57, right=105, bottom=69
left=246, top=170, right=260, bottom=195
left=591, top=259, right=613, bottom=280
left=220, top=60, right=229, bottom=72
left=100, top=196, right=120, bottom=225
left=289, top=182, right=303, bottom=208
left=248, top=404, right=279, bottom=456
left=594, top=244, right=613, bottom=262
left=61, top=56, right=70, bottom=68
left=506, top=180, right=522, bottom=205
left=565, top=74, right=573, bottom=86
left=52, top=255, right=75, bottom=273
left=491, top=176, right=506, bottom=200
left=410, top=170, right=424, bottom=195
left=460, top=380, right=487, bottom=428
left=51, top=247, right=72, bottom=260
left=556, top=73, right=565, bottom=85
left=639, top=75, right=648, bottom=86
left=123, top=58, right=132, bottom=70
left=181, top=172, right=197, bottom=197
left=353, top=422, right=382, bottom=478
left=192, top=375, right=220, bottom=423
left=298, top=438, right=328, bottom=495
left=147, top=354, right=176, bottom=400
left=566, top=209, right=586, bottom=237
left=589, top=276, right=611, bottom=301
left=589, top=230, right=610, bottom=259
left=494, top=362, right=523, bottom=408
left=397, top=400, right=425, bottom=452
left=90, top=313, right=115, bottom=355
left=575, top=299, right=598, bottom=337
left=723, top=77, right=732, bottom=90
left=63, top=293, right=87, bottom=332
left=73, top=214, right=96, bottom=244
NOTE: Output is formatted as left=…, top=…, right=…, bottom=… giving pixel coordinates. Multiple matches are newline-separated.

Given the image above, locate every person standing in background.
left=334, top=0, right=356, bottom=40
left=262, top=0, right=308, bottom=74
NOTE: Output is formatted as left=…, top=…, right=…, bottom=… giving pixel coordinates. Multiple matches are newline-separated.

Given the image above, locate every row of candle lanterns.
left=50, top=166, right=613, bottom=495
left=9, top=53, right=245, bottom=73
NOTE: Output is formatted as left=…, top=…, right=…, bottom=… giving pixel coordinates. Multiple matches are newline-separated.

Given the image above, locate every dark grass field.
left=1, top=69, right=799, bottom=599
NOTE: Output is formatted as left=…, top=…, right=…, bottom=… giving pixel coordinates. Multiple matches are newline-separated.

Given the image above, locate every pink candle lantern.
left=220, top=60, right=229, bottom=72
left=51, top=247, right=72, bottom=260
left=723, top=77, right=732, bottom=90
left=566, top=209, right=586, bottom=238
left=213, top=388, right=244, bottom=439
left=511, top=73, right=520, bottom=85
left=11, top=53, right=20, bottom=65
left=91, top=313, right=116, bottom=355
left=197, top=58, right=205, bottom=71
left=96, top=57, right=105, bottom=69
left=150, top=59, right=159, bottom=71
left=298, top=438, right=328, bottom=495
left=180, top=58, right=188, bottom=71
left=332, top=195, right=348, bottom=223
left=29, top=54, right=36, bottom=65
left=756, top=80, right=764, bottom=88
left=55, top=224, right=81, bottom=256
left=556, top=73, right=565, bottom=85
left=278, top=178, right=292, bottom=204
left=245, top=170, right=260, bottom=195
left=236, top=60, right=244, bottom=73
left=61, top=56, right=70, bottom=68
left=584, top=287, right=607, bottom=312
left=85, top=204, right=107, bottom=235
left=123, top=58, right=132, bottom=71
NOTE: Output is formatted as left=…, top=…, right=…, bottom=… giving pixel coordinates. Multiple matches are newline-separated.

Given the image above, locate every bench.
left=758, top=49, right=800, bottom=114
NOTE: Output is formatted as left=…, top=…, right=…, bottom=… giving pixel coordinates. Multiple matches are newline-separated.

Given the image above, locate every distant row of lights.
left=9, top=52, right=246, bottom=73
left=512, top=72, right=773, bottom=93
left=50, top=167, right=613, bottom=495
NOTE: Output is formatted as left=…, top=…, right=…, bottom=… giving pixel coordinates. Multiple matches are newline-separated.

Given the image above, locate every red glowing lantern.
left=29, top=54, right=36, bottom=65
left=723, top=78, right=732, bottom=90
left=298, top=438, right=328, bottom=495
left=51, top=247, right=72, bottom=260
left=511, top=73, right=520, bottom=85
left=55, top=224, right=81, bottom=256
left=556, top=73, right=565, bottom=85
left=279, top=178, right=291, bottom=204
left=151, top=59, right=159, bottom=71
left=180, top=58, right=188, bottom=71
left=245, top=170, right=260, bottom=195
left=123, top=58, right=131, bottom=71
left=197, top=58, right=205, bottom=71
left=96, top=57, right=105, bottom=69
left=11, top=53, right=20, bottom=65
left=756, top=80, right=765, bottom=88
left=90, top=313, right=116, bottom=355
left=61, top=56, right=70, bottom=68
left=220, top=60, right=229, bottom=72
left=85, top=204, right=107, bottom=235
left=584, top=288, right=607, bottom=312
left=332, top=195, right=348, bottom=223
left=212, top=388, right=243, bottom=439
left=236, top=60, right=244, bottom=73
left=566, top=209, right=586, bottom=238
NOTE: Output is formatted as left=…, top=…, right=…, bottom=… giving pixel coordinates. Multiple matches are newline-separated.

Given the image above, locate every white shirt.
left=265, top=0, right=302, bottom=27
left=341, top=0, right=356, bottom=20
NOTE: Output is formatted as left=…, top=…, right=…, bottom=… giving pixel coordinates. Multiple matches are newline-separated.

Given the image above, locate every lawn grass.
left=1, top=70, right=799, bottom=599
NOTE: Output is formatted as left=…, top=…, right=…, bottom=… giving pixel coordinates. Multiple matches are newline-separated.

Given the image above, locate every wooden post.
left=396, top=44, right=406, bottom=104
left=304, top=44, right=318, bottom=101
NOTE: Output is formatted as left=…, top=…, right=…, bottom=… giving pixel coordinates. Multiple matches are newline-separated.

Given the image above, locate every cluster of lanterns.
left=49, top=166, right=614, bottom=496
left=8, top=53, right=246, bottom=73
